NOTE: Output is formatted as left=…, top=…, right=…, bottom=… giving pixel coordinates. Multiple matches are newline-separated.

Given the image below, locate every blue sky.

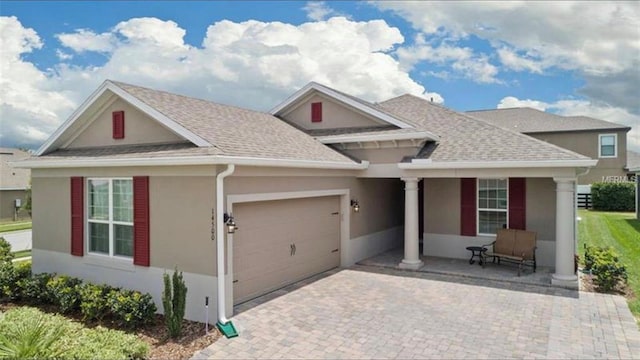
left=1, top=1, right=638, bottom=151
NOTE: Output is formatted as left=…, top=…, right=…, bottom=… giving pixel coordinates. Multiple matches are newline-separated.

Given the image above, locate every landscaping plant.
left=107, top=288, right=157, bottom=329
left=591, top=182, right=635, bottom=211
left=79, top=283, right=115, bottom=322
left=46, top=275, right=82, bottom=313
left=584, top=244, right=628, bottom=292
left=162, top=267, right=187, bottom=338
left=0, top=309, right=65, bottom=359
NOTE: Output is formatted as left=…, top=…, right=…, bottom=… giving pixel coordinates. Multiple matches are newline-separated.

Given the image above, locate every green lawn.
left=12, top=249, right=31, bottom=259
left=0, top=221, right=32, bottom=233
left=578, top=210, right=640, bottom=320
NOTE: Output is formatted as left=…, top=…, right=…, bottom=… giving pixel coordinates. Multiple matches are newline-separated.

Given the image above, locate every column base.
left=398, top=259, right=424, bottom=270
left=551, top=274, right=579, bottom=289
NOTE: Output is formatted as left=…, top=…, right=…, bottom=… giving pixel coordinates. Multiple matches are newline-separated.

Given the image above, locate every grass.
left=12, top=250, right=31, bottom=259
left=0, top=221, right=32, bottom=233
left=0, top=307, right=148, bottom=359
left=577, top=210, right=640, bottom=320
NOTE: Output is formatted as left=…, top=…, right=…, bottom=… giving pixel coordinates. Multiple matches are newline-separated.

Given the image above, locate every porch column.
left=552, top=177, right=578, bottom=288
left=399, top=177, right=424, bottom=270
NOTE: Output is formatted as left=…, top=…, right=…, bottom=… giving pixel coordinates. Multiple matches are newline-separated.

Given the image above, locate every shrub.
left=108, top=289, right=157, bottom=329
left=0, top=308, right=65, bottom=359
left=162, top=267, right=187, bottom=338
left=591, top=182, right=635, bottom=211
left=584, top=245, right=628, bottom=292
left=0, top=259, right=31, bottom=301
left=0, top=306, right=148, bottom=360
left=79, top=283, right=115, bottom=322
left=17, top=272, right=53, bottom=304
left=0, top=237, right=13, bottom=264
left=47, top=275, right=82, bottom=313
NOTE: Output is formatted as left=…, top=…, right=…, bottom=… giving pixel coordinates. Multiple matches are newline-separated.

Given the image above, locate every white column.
left=399, top=177, right=424, bottom=270
left=552, top=177, right=578, bottom=288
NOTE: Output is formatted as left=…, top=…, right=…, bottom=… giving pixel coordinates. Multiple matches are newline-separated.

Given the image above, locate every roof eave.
left=13, top=156, right=369, bottom=170
left=318, top=131, right=438, bottom=144
left=398, top=159, right=599, bottom=170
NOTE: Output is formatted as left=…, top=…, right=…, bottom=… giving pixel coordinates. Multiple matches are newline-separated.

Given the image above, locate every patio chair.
left=482, top=228, right=537, bottom=276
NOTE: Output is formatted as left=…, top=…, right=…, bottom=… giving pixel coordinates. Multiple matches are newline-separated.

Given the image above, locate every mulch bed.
left=579, top=270, right=635, bottom=298
left=0, top=302, right=221, bottom=360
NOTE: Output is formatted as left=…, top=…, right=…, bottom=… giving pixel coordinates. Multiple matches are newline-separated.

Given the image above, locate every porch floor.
left=357, top=247, right=555, bottom=287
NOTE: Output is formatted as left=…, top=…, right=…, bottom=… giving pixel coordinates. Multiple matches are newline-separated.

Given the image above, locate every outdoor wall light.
left=350, top=200, right=360, bottom=213
left=223, top=213, right=238, bottom=234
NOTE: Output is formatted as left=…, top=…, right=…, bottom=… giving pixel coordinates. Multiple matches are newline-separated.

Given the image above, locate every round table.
left=465, top=246, right=487, bottom=265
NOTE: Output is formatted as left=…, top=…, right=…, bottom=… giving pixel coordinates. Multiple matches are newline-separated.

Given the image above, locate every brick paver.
left=192, top=266, right=640, bottom=359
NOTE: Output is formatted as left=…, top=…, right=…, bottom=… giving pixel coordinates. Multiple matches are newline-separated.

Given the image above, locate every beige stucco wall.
left=0, top=189, right=30, bottom=221
left=226, top=176, right=403, bottom=238
left=530, top=130, right=628, bottom=184
left=342, top=147, right=420, bottom=164
left=67, top=98, right=183, bottom=148
left=423, top=177, right=556, bottom=241
left=32, top=177, right=70, bottom=253
left=282, top=94, right=387, bottom=130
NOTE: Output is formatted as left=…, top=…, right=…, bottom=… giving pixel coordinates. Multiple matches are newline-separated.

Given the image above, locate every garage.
left=232, top=195, right=341, bottom=304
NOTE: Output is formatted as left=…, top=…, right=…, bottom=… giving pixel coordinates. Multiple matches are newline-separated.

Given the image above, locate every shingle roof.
left=627, top=150, right=640, bottom=171
left=377, top=95, right=590, bottom=163
left=0, top=148, right=31, bottom=189
left=34, top=143, right=213, bottom=160
left=466, top=107, right=631, bottom=133
left=108, top=81, right=355, bottom=164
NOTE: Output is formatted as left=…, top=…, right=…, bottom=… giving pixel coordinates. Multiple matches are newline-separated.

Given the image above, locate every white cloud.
left=55, top=49, right=73, bottom=60
left=397, top=42, right=500, bottom=83
left=56, top=28, right=115, bottom=52
left=303, top=1, right=336, bottom=21
left=0, top=15, right=442, bottom=149
left=496, top=96, right=640, bottom=151
left=496, top=48, right=543, bottom=74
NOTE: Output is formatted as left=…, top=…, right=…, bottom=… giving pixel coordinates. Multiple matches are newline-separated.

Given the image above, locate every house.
left=0, top=148, right=31, bottom=221
left=467, top=108, right=631, bottom=184
left=626, top=150, right=640, bottom=179
left=16, top=81, right=597, bottom=324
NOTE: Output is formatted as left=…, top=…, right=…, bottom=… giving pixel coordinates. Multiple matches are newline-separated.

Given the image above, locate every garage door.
left=233, top=196, right=341, bottom=304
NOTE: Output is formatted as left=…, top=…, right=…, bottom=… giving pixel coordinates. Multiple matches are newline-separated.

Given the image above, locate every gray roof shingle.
left=1, top=148, right=31, bottom=189
left=377, top=95, right=590, bottom=163
left=467, top=107, right=631, bottom=133
left=627, top=150, right=640, bottom=171
left=109, top=81, right=355, bottom=164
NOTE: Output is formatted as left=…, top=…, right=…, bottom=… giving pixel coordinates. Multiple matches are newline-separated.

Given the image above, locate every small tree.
left=162, top=267, right=187, bottom=338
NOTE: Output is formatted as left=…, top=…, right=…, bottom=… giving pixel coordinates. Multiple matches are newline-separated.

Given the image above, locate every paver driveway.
left=193, top=265, right=640, bottom=359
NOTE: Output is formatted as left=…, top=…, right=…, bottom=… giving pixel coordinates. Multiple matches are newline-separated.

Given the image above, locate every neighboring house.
left=0, top=148, right=31, bottom=221
left=17, top=81, right=596, bottom=324
left=626, top=150, right=640, bottom=179
left=467, top=108, right=631, bottom=184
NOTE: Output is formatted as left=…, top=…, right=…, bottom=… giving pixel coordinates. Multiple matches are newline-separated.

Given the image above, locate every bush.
left=0, top=308, right=65, bottom=359
left=107, top=289, right=157, bottom=329
left=0, top=260, right=31, bottom=302
left=584, top=245, right=628, bottom=292
left=0, top=306, right=148, bottom=360
left=46, top=275, right=82, bottom=313
left=591, top=182, right=635, bottom=211
left=0, top=237, right=13, bottom=264
left=17, top=272, right=53, bottom=304
left=162, top=268, right=187, bottom=338
left=79, top=283, right=115, bottom=322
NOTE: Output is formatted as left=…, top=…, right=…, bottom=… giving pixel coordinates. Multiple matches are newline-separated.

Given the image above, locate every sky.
left=1, top=1, right=638, bottom=152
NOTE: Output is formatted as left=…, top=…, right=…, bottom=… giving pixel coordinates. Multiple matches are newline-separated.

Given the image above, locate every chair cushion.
left=513, top=230, right=537, bottom=260
left=494, top=228, right=516, bottom=256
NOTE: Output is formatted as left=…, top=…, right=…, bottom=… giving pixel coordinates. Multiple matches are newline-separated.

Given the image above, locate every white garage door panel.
left=233, top=196, right=340, bottom=304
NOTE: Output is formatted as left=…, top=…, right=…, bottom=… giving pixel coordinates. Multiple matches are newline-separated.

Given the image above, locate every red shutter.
left=70, top=177, right=84, bottom=256
left=133, top=176, right=150, bottom=267
left=112, top=111, right=125, bottom=139
left=311, top=102, right=322, bottom=122
left=460, top=178, right=477, bottom=236
left=508, top=178, right=526, bottom=230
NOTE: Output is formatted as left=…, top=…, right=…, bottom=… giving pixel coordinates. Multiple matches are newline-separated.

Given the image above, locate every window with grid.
left=87, top=178, right=133, bottom=257
left=599, top=134, right=616, bottom=158
left=478, top=178, right=508, bottom=235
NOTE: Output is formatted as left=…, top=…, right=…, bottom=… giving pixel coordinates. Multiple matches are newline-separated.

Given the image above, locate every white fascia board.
left=36, top=81, right=211, bottom=156
left=629, top=167, right=640, bottom=172
left=398, top=159, right=599, bottom=169
left=13, top=156, right=369, bottom=170
left=269, top=82, right=416, bottom=130
left=318, top=131, right=437, bottom=144
left=0, top=187, right=28, bottom=191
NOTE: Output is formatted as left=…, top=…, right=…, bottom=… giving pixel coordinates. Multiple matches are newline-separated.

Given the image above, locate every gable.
left=65, top=98, right=184, bottom=149
left=280, top=93, right=393, bottom=131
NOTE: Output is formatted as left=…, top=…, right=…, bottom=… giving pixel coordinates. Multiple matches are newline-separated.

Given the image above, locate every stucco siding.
left=0, top=189, right=30, bottom=221
left=282, top=94, right=387, bottom=130
left=423, top=178, right=461, bottom=234
left=530, top=130, right=628, bottom=184
left=32, top=177, right=70, bottom=253
left=526, top=178, right=556, bottom=241
left=67, top=98, right=183, bottom=148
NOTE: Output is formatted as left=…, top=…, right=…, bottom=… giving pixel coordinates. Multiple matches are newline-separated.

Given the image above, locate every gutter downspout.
left=215, top=164, right=237, bottom=337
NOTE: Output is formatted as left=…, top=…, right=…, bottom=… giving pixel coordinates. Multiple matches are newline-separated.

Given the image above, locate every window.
left=599, top=134, right=617, bottom=158
left=478, top=179, right=508, bottom=235
left=87, top=178, right=133, bottom=257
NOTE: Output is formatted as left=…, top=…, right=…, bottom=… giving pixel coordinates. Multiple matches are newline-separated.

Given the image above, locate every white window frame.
left=477, top=178, right=509, bottom=236
left=86, top=177, right=134, bottom=259
left=598, top=133, right=617, bottom=158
